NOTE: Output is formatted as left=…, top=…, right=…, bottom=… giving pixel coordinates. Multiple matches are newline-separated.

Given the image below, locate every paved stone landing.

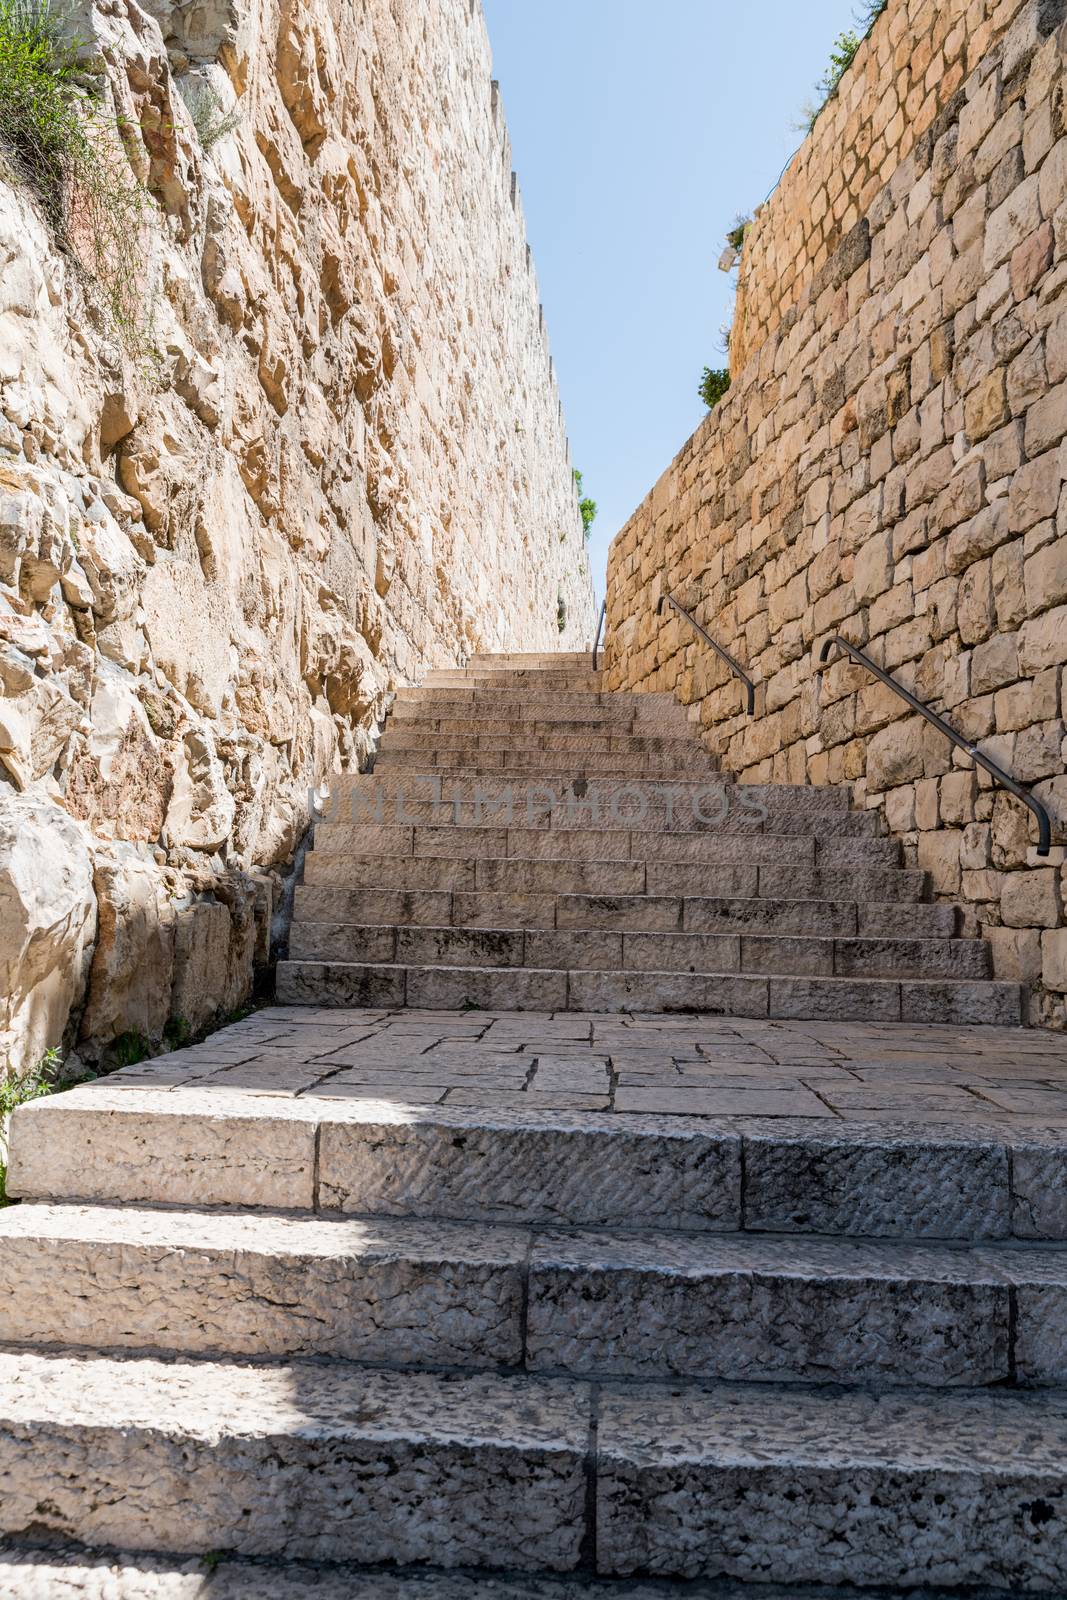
left=95, top=1003, right=1067, bottom=1126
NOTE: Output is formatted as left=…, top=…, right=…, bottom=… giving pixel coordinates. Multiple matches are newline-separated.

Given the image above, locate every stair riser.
left=1, top=1227, right=1041, bottom=1387
left=277, top=961, right=1023, bottom=1026
left=295, top=881, right=956, bottom=938
left=423, top=673, right=604, bottom=691
left=319, top=799, right=879, bottom=840
left=375, top=754, right=721, bottom=778
left=595, top=1453, right=1067, bottom=1589
left=287, top=924, right=990, bottom=981
left=0, top=1414, right=586, bottom=1573
left=311, top=825, right=899, bottom=866
left=375, top=752, right=719, bottom=778
left=12, top=1095, right=1048, bottom=1241
left=380, top=731, right=704, bottom=754
left=299, top=854, right=931, bottom=905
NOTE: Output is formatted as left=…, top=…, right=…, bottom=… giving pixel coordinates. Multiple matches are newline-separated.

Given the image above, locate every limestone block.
left=78, top=846, right=177, bottom=1053
left=1043, top=928, right=1067, bottom=992
left=1002, top=868, right=1063, bottom=927
left=1024, top=535, right=1067, bottom=612
left=0, top=794, right=96, bottom=1073
left=164, top=727, right=235, bottom=852
left=866, top=715, right=926, bottom=789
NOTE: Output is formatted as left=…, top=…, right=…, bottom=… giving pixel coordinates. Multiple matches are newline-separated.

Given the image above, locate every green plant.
left=110, top=1030, right=150, bottom=1068
left=0, top=1047, right=58, bottom=1204
left=725, top=214, right=751, bottom=252
left=699, top=366, right=731, bottom=410
left=0, top=0, right=155, bottom=350
left=572, top=469, right=597, bottom=540
left=162, top=1015, right=191, bottom=1052
left=803, top=3, right=888, bottom=132
left=183, top=81, right=240, bottom=151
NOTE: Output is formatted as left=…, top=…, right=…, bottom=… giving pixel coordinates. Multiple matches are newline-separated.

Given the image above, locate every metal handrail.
left=591, top=598, right=607, bottom=671
left=658, top=592, right=757, bottom=716
left=818, top=634, right=1052, bottom=857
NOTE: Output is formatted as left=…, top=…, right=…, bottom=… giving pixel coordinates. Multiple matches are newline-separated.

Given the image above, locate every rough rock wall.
left=0, top=0, right=594, bottom=1074
left=605, top=0, right=1067, bottom=1026
left=731, top=0, right=1046, bottom=372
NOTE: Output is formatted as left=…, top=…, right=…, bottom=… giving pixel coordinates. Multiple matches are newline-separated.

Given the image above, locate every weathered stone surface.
left=0, top=0, right=594, bottom=1070
left=319, top=1102, right=743, bottom=1231
left=742, top=1123, right=1011, bottom=1240
left=603, top=0, right=1067, bottom=1027
left=526, top=1230, right=1010, bottom=1384
left=0, top=1205, right=527, bottom=1366
left=0, top=1352, right=589, bottom=1570
left=0, top=794, right=95, bottom=1072
left=596, top=1382, right=1067, bottom=1587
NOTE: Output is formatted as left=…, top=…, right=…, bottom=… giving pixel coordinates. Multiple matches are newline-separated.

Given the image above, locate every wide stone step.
left=2, top=1204, right=1061, bottom=1386
left=423, top=671, right=605, bottom=692
left=9, top=1084, right=1051, bottom=1239
left=321, top=796, right=880, bottom=840
left=287, top=922, right=991, bottom=982
left=276, top=959, right=1022, bottom=1025
left=469, top=651, right=593, bottom=669
left=310, top=823, right=900, bottom=865
left=0, top=1350, right=589, bottom=1570
left=379, top=728, right=705, bottom=755
left=384, top=715, right=698, bottom=740
left=295, top=881, right=955, bottom=937
left=299, top=851, right=932, bottom=904
left=375, top=749, right=720, bottom=777
left=0, top=1552, right=1027, bottom=1600
left=0, top=1349, right=1063, bottom=1587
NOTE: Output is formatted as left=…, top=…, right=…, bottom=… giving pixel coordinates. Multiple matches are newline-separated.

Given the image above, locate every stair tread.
left=0, top=1546, right=1040, bottom=1598
left=5, top=1200, right=1062, bottom=1284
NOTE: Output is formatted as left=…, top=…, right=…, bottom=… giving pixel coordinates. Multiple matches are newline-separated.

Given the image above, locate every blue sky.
left=481, top=0, right=860, bottom=599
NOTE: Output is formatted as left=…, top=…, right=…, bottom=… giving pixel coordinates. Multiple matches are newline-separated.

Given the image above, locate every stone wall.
left=605, top=0, right=1067, bottom=1027
left=0, top=0, right=594, bottom=1074
left=731, top=0, right=1048, bottom=372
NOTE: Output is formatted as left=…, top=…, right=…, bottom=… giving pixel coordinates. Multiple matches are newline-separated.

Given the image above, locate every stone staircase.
left=278, top=653, right=1023, bottom=1025
left=1, top=653, right=1065, bottom=1596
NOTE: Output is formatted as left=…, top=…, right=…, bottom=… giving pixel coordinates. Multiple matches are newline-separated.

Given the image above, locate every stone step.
left=295, top=881, right=955, bottom=937
left=287, top=922, right=991, bottom=982
left=378, top=728, right=705, bottom=755
left=375, top=749, right=720, bottom=777
left=2, top=1203, right=1061, bottom=1386
left=310, top=822, right=902, bottom=865
left=339, top=773, right=866, bottom=815
left=276, top=959, right=1022, bottom=1025
left=393, top=688, right=679, bottom=714
left=0, top=1349, right=1063, bottom=1587
left=320, top=797, right=881, bottom=840
left=385, top=714, right=696, bottom=739
left=423, top=671, right=604, bottom=692
left=0, top=1552, right=1026, bottom=1600
left=299, top=851, right=932, bottom=904
left=390, top=700, right=693, bottom=730
left=9, top=1084, right=1052, bottom=1239
left=470, top=651, right=593, bottom=669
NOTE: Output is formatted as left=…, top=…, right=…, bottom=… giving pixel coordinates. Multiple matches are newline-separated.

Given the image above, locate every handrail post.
left=818, top=634, right=1053, bottom=857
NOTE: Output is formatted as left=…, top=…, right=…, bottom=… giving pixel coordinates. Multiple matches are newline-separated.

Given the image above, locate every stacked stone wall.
left=731, top=0, right=1045, bottom=372
left=0, top=0, right=594, bottom=1071
left=606, top=0, right=1067, bottom=1026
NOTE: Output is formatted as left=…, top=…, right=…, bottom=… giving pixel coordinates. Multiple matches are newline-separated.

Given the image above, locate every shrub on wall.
left=573, top=469, right=597, bottom=541
left=0, top=0, right=154, bottom=349
left=699, top=366, right=731, bottom=410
